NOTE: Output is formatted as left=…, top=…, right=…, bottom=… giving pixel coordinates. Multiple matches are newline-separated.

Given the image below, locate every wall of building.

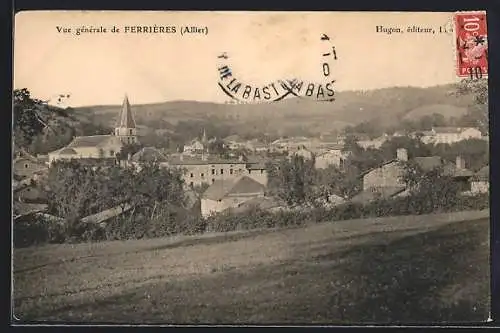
left=471, top=180, right=489, bottom=194
left=201, top=193, right=264, bottom=217
left=315, top=150, right=345, bottom=169
left=246, top=169, right=268, bottom=186
left=13, top=159, right=47, bottom=177
left=362, top=162, right=405, bottom=190
left=174, top=162, right=249, bottom=187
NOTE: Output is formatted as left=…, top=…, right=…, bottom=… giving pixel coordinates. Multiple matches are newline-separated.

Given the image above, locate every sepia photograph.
left=12, top=10, right=490, bottom=324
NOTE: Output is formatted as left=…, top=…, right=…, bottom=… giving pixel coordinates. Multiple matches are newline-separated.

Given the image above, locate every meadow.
left=13, top=210, right=490, bottom=324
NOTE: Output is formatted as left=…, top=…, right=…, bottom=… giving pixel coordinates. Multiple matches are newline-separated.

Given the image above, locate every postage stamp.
left=12, top=11, right=491, bottom=325
left=454, top=11, right=488, bottom=78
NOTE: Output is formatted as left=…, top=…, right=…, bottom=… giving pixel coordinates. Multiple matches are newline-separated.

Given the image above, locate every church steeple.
left=202, top=128, right=207, bottom=143
left=114, top=94, right=138, bottom=145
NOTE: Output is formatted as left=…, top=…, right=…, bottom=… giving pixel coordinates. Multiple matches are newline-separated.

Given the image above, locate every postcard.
left=12, top=11, right=490, bottom=325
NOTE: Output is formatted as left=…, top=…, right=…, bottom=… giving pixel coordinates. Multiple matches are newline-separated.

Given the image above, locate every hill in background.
left=69, top=83, right=475, bottom=137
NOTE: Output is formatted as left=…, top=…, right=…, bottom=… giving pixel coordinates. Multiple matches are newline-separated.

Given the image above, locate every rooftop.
left=472, top=165, right=489, bottom=181
left=168, top=155, right=249, bottom=166
left=131, top=147, right=169, bottom=163
left=66, top=135, right=117, bottom=149
left=202, top=176, right=266, bottom=201
left=116, top=95, right=137, bottom=129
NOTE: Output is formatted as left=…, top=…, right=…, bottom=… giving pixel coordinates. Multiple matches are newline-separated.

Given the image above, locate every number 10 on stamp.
left=454, top=11, right=488, bottom=79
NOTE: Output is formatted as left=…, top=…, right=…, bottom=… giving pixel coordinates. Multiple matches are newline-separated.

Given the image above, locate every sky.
left=14, top=11, right=461, bottom=107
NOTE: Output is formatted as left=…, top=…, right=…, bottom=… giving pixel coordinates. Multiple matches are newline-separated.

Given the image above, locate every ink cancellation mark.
left=455, top=11, right=488, bottom=79
left=216, top=34, right=338, bottom=103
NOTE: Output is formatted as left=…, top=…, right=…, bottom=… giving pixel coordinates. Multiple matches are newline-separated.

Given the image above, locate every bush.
left=14, top=192, right=489, bottom=248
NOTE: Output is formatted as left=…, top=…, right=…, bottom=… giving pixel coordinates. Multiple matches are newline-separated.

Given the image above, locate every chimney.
left=396, top=148, right=408, bottom=161
left=456, top=155, right=465, bottom=170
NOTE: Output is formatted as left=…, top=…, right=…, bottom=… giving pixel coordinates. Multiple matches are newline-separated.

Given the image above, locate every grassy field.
left=13, top=210, right=490, bottom=324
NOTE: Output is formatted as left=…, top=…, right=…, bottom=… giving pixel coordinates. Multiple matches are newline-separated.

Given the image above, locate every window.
left=212, top=178, right=215, bottom=184
left=261, top=169, right=264, bottom=174
left=189, top=182, right=194, bottom=187
left=220, top=169, right=224, bottom=175
left=212, top=168, right=215, bottom=175
left=110, top=150, right=115, bottom=157
left=230, top=168, right=233, bottom=175
left=190, top=173, right=194, bottom=178
left=24, top=163, right=29, bottom=169
left=201, top=173, right=204, bottom=178
left=129, top=129, right=133, bottom=135
left=248, top=169, right=252, bottom=174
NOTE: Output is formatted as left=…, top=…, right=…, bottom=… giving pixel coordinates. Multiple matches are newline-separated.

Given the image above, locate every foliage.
left=116, top=143, right=143, bottom=160
left=266, top=155, right=317, bottom=206
left=13, top=88, right=66, bottom=149
left=455, top=78, right=488, bottom=133
left=44, top=160, right=187, bottom=241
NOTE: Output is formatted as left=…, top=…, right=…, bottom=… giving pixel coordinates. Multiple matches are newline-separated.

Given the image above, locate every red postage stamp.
left=455, top=11, right=488, bottom=79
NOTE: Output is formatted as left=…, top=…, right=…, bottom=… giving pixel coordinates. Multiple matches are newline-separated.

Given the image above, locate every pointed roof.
left=202, top=176, right=266, bottom=201
left=116, top=94, right=136, bottom=129
left=202, top=128, right=207, bottom=143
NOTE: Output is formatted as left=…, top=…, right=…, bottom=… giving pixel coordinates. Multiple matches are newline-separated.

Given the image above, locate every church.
left=48, top=95, right=139, bottom=164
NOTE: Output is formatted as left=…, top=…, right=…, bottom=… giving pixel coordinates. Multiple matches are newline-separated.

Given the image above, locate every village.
left=13, top=95, right=490, bottom=227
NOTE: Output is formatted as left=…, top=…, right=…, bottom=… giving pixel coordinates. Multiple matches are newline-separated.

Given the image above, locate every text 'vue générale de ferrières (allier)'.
left=56, top=25, right=208, bottom=36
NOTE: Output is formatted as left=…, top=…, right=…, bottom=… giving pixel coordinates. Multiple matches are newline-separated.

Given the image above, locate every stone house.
left=470, top=165, right=489, bottom=194
left=420, top=127, right=482, bottom=145
left=200, top=176, right=266, bottom=217
left=288, top=145, right=314, bottom=160
left=357, top=133, right=390, bottom=149
left=167, top=154, right=266, bottom=188
left=314, top=145, right=349, bottom=169
left=13, top=156, right=48, bottom=179
left=352, top=148, right=474, bottom=203
left=130, top=146, right=169, bottom=167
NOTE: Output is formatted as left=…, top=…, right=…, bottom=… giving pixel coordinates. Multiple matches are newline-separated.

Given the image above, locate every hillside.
left=403, top=104, right=469, bottom=121
left=14, top=210, right=489, bottom=323
left=70, top=83, right=475, bottom=136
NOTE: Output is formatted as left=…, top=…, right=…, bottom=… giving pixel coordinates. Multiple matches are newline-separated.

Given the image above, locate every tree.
left=13, top=88, right=73, bottom=154
left=117, top=142, right=143, bottom=160
left=266, top=155, right=316, bottom=206
left=400, top=161, right=460, bottom=212
left=456, top=78, right=488, bottom=133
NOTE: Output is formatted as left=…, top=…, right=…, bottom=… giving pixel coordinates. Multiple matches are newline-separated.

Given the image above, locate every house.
left=314, top=145, right=349, bottom=169
left=420, top=127, right=482, bottom=145
left=270, top=136, right=313, bottom=152
left=201, top=176, right=266, bottom=217
left=246, top=161, right=268, bottom=186
left=352, top=148, right=473, bottom=203
left=166, top=154, right=264, bottom=188
left=14, top=183, right=49, bottom=204
left=357, top=133, right=390, bottom=149
left=130, top=147, right=169, bottom=167
left=223, top=134, right=245, bottom=150
left=288, top=145, right=314, bottom=160
left=245, top=139, right=269, bottom=152
left=13, top=148, right=49, bottom=180
left=393, top=130, right=408, bottom=137
left=48, top=95, right=138, bottom=164
left=13, top=156, right=48, bottom=179
left=183, top=129, right=208, bottom=155
left=470, top=165, right=489, bottom=194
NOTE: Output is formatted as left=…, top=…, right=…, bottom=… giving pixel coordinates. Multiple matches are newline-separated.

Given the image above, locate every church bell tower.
left=114, top=94, right=138, bottom=145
